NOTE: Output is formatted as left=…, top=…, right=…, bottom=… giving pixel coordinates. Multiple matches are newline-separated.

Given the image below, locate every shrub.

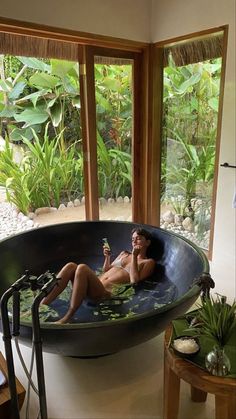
left=0, top=126, right=83, bottom=213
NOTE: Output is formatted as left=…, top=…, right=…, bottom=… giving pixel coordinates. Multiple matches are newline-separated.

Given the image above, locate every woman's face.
left=131, top=232, right=149, bottom=249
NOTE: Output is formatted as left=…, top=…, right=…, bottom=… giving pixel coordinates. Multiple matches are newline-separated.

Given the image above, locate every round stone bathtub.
left=0, top=221, right=209, bottom=357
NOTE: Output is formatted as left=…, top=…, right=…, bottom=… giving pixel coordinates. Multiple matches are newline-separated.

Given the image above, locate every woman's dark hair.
left=131, top=227, right=152, bottom=241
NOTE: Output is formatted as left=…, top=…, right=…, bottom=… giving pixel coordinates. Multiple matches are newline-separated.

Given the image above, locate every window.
left=0, top=19, right=147, bottom=224
left=156, top=28, right=228, bottom=257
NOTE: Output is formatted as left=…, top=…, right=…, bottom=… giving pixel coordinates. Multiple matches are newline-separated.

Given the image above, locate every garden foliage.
left=161, top=56, right=222, bottom=239
left=0, top=54, right=221, bottom=223
left=0, top=56, right=132, bottom=212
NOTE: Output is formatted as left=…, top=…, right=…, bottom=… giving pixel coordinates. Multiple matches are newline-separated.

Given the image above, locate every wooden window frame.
left=0, top=17, right=228, bottom=257
left=80, top=45, right=147, bottom=221
left=151, top=25, right=229, bottom=259
left=0, top=17, right=149, bottom=223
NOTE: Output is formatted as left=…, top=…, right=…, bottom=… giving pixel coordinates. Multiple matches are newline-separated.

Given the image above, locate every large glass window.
left=160, top=34, right=224, bottom=251
left=94, top=57, right=133, bottom=221
left=0, top=54, right=85, bottom=227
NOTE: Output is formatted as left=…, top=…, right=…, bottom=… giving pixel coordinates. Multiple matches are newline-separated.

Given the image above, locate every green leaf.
left=51, top=59, right=75, bottom=78
left=29, top=73, right=60, bottom=89
left=17, top=57, right=51, bottom=72
left=102, top=78, right=120, bottom=91
left=177, top=73, right=201, bottom=94
left=47, top=97, right=58, bottom=108
left=190, top=97, right=199, bottom=111
left=95, top=66, right=103, bottom=80
left=208, top=97, right=219, bottom=112
left=0, top=105, right=18, bottom=117
left=8, top=81, right=26, bottom=100
left=96, top=91, right=112, bottom=111
left=50, top=102, right=62, bottom=127
left=15, top=107, right=49, bottom=127
left=63, top=75, right=79, bottom=95
left=72, top=96, right=81, bottom=109
left=0, top=79, right=12, bottom=92
left=10, top=126, right=41, bottom=142
left=18, top=89, right=49, bottom=107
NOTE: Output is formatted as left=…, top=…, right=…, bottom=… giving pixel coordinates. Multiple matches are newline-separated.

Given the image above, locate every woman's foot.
left=54, top=307, right=75, bottom=324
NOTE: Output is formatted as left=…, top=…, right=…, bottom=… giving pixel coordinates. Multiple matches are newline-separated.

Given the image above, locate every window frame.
left=0, top=16, right=149, bottom=223
left=0, top=18, right=229, bottom=258
left=151, top=25, right=229, bottom=259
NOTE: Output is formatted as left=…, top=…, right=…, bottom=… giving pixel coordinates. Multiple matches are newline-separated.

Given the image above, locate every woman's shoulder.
left=143, top=258, right=156, bottom=267
left=144, top=257, right=155, bottom=262
left=114, top=250, right=130, bottom=259
left=121, top=250, right=131, bottom=256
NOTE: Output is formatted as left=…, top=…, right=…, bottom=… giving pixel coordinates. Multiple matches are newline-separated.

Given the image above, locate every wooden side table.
left=163, top=324, right=236, bottom=419
left=0, top=351, right=26, bottom=418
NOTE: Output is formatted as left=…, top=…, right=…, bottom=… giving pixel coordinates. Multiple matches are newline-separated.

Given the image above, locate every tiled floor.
left=0, top=197, right=216, bottom=418
left=0, top=324, right=215, bottom=419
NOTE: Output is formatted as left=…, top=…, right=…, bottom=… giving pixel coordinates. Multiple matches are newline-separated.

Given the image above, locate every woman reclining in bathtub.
left=42, top=228, right=156, bottom=324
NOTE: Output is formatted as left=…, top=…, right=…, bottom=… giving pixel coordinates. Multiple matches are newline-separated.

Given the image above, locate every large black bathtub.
left=0, top=221, right=209, bottom=357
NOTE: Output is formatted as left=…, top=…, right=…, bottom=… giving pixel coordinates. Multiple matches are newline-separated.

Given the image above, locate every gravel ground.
left=0, top=188, right=207, bottom=249
left=0, top=189, right=132, bottom=241
left=0, top=202, right=38, bottom=241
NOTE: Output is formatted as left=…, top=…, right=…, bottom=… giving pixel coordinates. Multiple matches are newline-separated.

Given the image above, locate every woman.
left=42, top=228, right=156, bottom=324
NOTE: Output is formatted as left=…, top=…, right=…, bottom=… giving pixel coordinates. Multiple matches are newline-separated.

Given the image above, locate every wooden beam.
left=147, top=45, right=163, bottom=226
left=208, top=25, right=229, bottom=260
left=79, top=46, right=99, bottom=220
left=132, top=53, right=143, bottom=223
left=0, top=16, right=147, bottom=52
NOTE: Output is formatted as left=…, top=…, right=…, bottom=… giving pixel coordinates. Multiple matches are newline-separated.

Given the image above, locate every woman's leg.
left=42, top=262, right=77, bottom=305
left=57, top=263, right=109, bottom=324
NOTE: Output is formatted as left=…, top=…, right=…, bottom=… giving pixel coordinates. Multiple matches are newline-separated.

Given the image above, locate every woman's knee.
left=64, top=262, right=77, bottom=269
left=59, top=262, right=77, bottom=277
left=75, top=263, right=90, bottom=275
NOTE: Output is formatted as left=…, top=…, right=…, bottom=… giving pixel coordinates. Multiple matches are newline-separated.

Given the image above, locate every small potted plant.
left=189, top=294, right=236, bottom=376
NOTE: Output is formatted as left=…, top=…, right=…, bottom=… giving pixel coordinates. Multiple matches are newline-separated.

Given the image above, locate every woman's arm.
left=103, top=246, right=112, bottom=272
left=130, top=251, right=155, bottom=284
left=103, top=250, right=127, bottom=272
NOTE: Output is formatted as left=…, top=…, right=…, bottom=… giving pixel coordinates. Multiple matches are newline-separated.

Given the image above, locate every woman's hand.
left=102, top=245, right=111, bottom=272
left=103, top=245, right=111, bottom=257
left=132, top=245, right=141, bottom=257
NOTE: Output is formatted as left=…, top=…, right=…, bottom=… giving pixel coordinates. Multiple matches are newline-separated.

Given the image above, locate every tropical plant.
left=97, top=132, right=131, bottom=198
left=189, top=295, right=236, bottom=348
left=95, top=64, right=132, bottom=154
left=161, top=57, right=222, bottom=247
left=0, top=55, right=81, bottom=147
left=94, top=64, right=132, bottom=199
left=0, top=138, right=31, bottom=214
left=0, top=126, right=83, bottom=213
left=1, top=57, right=133, bottom=207
left=163, top=128, right=216, bottom=204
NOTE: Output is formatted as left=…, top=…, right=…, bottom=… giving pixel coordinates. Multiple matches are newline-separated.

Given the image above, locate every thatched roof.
left=163, top=33, right=224, bottom=67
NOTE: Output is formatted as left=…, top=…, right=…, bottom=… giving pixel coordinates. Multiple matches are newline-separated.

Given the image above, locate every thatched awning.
left=0, top=32, right=133, bottom=66
left=0, top=32, right=79, bottom=61
left=94, top=56, right=132, bottom=65
left=163, top=33, right=224, bottom=67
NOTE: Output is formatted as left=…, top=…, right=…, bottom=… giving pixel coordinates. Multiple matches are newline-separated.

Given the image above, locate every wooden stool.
left=0, top=351, right=26, bottom=418
left=164, top=325, right=236, bottom=419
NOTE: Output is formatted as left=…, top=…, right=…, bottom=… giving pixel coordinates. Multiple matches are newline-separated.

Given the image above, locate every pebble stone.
left=0, top=199, right=208, bottom=250
left=0, top=202, right=39, bottom=241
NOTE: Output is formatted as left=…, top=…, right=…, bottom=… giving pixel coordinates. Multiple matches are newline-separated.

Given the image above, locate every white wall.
left=151, top=0, right=236, bottom=301
left=0, top=0, right=151, bottom=42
